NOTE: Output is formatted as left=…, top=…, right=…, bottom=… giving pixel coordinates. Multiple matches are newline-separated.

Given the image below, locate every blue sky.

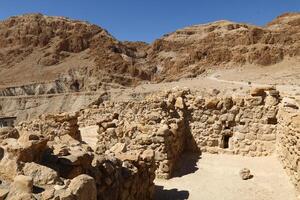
left=0, top=0, right=299, bottom=42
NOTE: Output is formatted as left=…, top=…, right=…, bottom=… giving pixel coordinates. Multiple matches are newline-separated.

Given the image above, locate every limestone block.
left=260, top=134, right=276, bottom=141
left=7, top=175, right=33, bottom=199
left=68, top=174, right=97, bottom=200
left=234, top=132, right=245, bottom=140
left=267, top=89, right=280, bottom=97
left=235, top=125, right=249, bottom=133
left=175, top=97, right=185, bottom=109
left=205, top=98, right=220, bottom=109
left=265, top=96, right=279, bottom=106
left=22, top=162, right=60, bottom=186
left=250, top=88, right=266, bottom=96
left=244, top=96, right=263, bottom=106
left=282, top=97, right=299, bottom=109
left=223, top=97, right=233, bottom=110
left=245, top=133, right=257, bottom=140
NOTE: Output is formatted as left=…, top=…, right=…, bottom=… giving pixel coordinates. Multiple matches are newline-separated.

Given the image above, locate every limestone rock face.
left=148, top=13, right=300, bottom=82
left=0, top=14, right=153, bottom=95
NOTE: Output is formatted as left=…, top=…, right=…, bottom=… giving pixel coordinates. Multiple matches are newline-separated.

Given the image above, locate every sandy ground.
left=154, top=153, right=298, bottom=200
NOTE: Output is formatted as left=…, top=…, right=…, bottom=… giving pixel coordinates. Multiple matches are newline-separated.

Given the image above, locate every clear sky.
left=0, top=0, right=299, bottom=43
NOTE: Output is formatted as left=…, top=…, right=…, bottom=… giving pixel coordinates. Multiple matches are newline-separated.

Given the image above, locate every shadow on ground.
left=172, top=153, right=201, bottom=178
left=154, top=185, right=189, bottom=200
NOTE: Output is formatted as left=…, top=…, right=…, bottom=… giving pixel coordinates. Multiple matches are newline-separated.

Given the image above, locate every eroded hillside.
left=148, top=13, right=300, bottom=81
left=0, top=14, right=153, bottom=95
left=0, top=13, right=299, bottom=95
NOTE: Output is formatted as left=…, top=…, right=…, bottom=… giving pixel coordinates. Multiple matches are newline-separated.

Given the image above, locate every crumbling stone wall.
left=0, top=113, right=156, bottom=200
left=187, top=88, right=280, bottom=156
left=3, top=87, right=300, bottom=198
left=79, top=88, right=193, bottom=179
left=277, top=98, right=300, bottom=191
left=17, top=112, right=82, bottom=141
left=79, top=87, right=282, bottom=179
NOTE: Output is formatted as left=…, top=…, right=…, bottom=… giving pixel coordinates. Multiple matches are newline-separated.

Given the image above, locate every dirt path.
left=208, top=73, right=300, bottom=93
left=208, top=73, right=300, bottom=97
left=208, top=74, right=270, bottom=87
left=154, top=153, right=297, bottom=200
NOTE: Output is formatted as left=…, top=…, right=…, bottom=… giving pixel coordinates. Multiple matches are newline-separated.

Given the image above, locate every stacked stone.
left=186, top=87, right=280, bottom=156
left=277, top=97, right=300, bottom=191
left=3, top=86, right=300, bottom=197
left=79, top=88, right=192, bottom=179
left=0, top=112, right=156, bottom=200
left=79, top=87, right=283, bottom=179
left=0, top=129, right=49, bottom=181
left=17, top=112, right=81, bottom=141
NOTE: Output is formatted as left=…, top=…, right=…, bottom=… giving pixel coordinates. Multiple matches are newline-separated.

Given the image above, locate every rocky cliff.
left=148, top=13, right=300, bottom=81
left=0, top=13, right=299, bottom=95
left=0, top=13, right=154, bottom=95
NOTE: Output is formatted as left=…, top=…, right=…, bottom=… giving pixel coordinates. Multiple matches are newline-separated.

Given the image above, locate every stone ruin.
left=78, top=87, right=282, bottom=178
left=0, top=113, right=155, bottom=200
left=0, top=87, right=299, bottom=199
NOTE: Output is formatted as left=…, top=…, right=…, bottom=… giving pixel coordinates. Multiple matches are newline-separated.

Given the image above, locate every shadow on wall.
left=154, top=185, right=189, bottom=200
left=172, top=153, right=201, bottom=178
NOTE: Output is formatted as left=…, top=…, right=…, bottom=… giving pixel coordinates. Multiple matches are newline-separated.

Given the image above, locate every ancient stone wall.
left=78, top=87, right=281, bottom=179
left=79, top=88, right=192, bottom=179
left=50, top=89, right=300, bottom=195
left=0, top=113, right=156, bottom=200
left=277, top=98, right=300, bottom=191
left=5, top=87, right=300, bottom=198
left=186, top=89, right=280, bottom=156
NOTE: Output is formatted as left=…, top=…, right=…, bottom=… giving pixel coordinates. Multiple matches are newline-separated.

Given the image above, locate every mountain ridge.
left=0, top=12, right=299, bottom=95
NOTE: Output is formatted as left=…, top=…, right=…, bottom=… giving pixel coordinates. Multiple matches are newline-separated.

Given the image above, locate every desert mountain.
left=0, top=13, right=299, bottom=95
left=148, top=13, right=300, bottom=81
left=0, top=14, right=153, bottom=95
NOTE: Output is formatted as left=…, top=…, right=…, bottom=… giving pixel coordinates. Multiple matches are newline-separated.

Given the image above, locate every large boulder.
left=0, top=133, right=48, bottom=181
left=6, top=175, right=35, bottom=200
left=22, top=162, right=60, bottom=186
left=68, top=174, right=97, bottom=200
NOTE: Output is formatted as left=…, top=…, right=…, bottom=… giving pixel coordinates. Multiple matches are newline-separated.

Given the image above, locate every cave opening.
left=70, top=80, right=80, bottom=92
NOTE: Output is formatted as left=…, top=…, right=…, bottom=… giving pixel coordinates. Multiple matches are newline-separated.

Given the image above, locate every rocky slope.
left=0, top=12, right=299, bottom=95
left=148, top=12, right=300, bottom=81
left=0, top=14, right=154, bottom=95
